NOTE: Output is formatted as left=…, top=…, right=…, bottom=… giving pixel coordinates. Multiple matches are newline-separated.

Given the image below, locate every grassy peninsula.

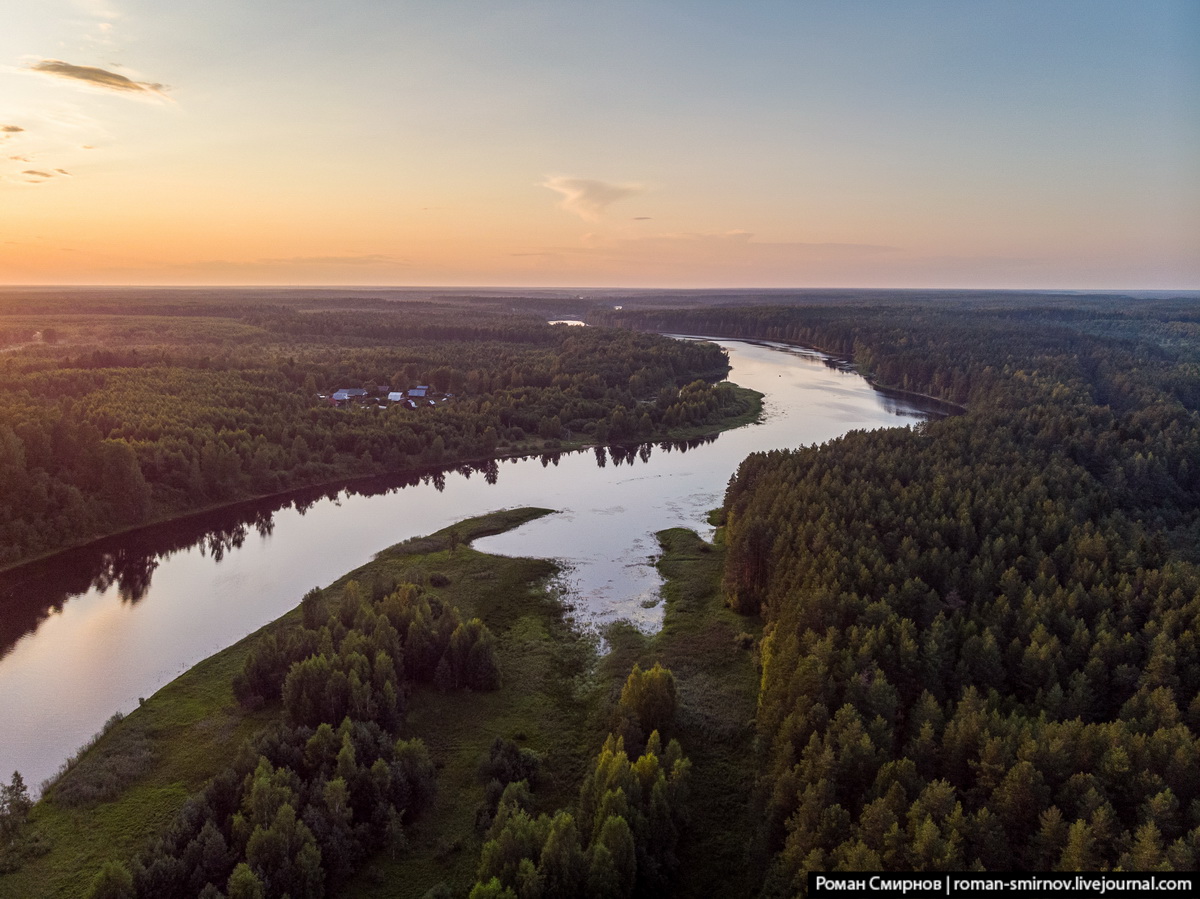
left=5, top=508, right=756, bottom=898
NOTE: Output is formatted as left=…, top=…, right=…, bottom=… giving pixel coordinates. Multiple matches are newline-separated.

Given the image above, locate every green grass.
left=3, top=618, right=283, bottom=898
left=1, top=508, right=577, bottom=899
left=348, top=521, right=764, bottom=898
left=599, top=527, right=764, bottom=899
left=341, top=513, right=609, bottom=898
left=651, top=527, right=763, bottom=899
left=3, top=509, right=763, bottom=899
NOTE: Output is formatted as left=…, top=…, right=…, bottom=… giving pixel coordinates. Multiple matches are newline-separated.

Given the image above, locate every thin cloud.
left=56, top=169, right=71, bottom=175
left=29, top=59, right=168, bottom=98
left=263, top=254, right=403, bottom=266
left=541, top=176, right=644, bottom=221
left=22, top=170, right=53, bottom=177
left=633, top=216, right=652, bottom=221
left=1, top=125, right=24, bottom=133
left=167, top=254, right=409, bottom=272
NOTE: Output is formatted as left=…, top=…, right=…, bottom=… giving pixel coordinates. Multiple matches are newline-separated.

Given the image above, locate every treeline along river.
left=0, top=338, right=943, bottom=791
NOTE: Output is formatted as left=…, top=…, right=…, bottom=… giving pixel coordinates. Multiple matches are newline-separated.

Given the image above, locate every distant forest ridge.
left=0, top=285, right=1196, bottom=317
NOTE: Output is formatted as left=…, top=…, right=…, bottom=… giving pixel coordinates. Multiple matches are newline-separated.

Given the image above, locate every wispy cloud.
left=19, top=168, right=59, bottom=184
left=29, top=59, right=168, bottom=98
left=6, top=156, right=71, bottom=186
left=166, top=254, right=409, bottom=272
left=541, top=176, right=644, bottom=221
left=1, top=125, right=24, bottom=134
left=263, top=254, right=403, bottom=266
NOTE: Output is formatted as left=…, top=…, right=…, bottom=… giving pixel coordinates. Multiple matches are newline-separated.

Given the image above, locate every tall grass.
left=42, top=711, right=155, bottom=807
left=36, top=711, right=134, bottom=799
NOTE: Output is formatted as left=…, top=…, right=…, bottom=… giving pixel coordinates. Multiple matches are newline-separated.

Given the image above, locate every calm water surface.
left=0, top=339, right=941, bottom=790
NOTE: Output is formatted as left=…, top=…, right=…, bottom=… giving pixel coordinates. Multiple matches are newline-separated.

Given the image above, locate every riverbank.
left=3, top=508, right=763, bottom=898
left=666, top=331, right=966, bottom=417
left=3, top=509, right=562, bottom=897
left=0, top=384, right=762, bottom=581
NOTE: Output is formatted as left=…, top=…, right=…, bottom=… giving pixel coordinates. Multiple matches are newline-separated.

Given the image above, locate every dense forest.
left=0, top=298, right=756, bottom=569
left=467, top=663, right=691, bottom=899
left=598, top=299, right=1200, bottom=884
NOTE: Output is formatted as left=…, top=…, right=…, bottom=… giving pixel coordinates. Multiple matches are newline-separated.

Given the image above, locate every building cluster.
left=319, top=385, right=451, bottom=410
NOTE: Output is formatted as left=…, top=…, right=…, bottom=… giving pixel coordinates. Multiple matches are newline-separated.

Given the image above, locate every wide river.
left=0, top=338, right=944, bottom=791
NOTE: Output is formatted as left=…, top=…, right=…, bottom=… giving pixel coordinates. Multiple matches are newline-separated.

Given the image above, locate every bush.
left=479, top=738, right=541, bottom=788
left=617, top=663, right=677, bottom=741
left=88, top=861, right=135, bottom=899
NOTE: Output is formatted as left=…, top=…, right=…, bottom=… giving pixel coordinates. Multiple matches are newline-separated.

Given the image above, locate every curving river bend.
left=0, top=338, right=944, bottom=791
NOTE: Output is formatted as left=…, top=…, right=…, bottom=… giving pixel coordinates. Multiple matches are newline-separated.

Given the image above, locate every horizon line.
left=1, top=284, right=1197, bottom=295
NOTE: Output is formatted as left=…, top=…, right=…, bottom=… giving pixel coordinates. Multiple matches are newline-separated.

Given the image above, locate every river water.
left=0, top=338, right=942, bottom=791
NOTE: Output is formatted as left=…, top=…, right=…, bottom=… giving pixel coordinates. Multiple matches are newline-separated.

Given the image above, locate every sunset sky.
left=2, top=1, right=1197, bottom=288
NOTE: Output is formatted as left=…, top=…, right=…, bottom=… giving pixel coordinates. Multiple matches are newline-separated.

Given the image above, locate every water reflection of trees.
left=0, top=439, right=721, bottom=656
left=92, top=551, right=160, bottom=602
left=593, top=435, right=718, bottom=468
left=870, top=385, right=963, bottom=419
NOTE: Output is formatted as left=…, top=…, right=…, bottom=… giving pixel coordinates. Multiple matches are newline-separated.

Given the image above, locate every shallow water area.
left=476, top=337, right=938, bottom=631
